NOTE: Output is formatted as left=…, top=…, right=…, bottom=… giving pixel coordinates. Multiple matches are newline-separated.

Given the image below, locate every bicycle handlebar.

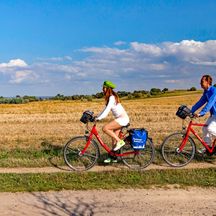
left=189, top=113, right=203, bottom=119
left=85, top=118, right=98, bottom=130
left=189, top=113, right=195, bottom=119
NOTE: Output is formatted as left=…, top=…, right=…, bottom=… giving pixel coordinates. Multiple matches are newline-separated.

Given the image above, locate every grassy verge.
left=0, top=168, right=215, bottom=192
left=0, top=144, right=64, bottom=167
left=0, top=146, right=215, bottom=167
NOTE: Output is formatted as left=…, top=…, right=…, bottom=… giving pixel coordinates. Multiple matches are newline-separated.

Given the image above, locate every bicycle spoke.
left=65, top=149, right=79, bottom=155
left=65, top=146, right=77, bottom=152
left=161, top=133, right=195, bottom=167
left=63, top=137, right=99, bottom=171
left=179, top=151, right=192, bottom=160
left=82, top=153, right=97, bottom=159
left=121, top=138, right=155, bottom=170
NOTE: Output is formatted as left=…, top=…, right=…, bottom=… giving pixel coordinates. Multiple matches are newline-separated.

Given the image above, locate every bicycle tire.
left=161, top=132, right=196, bottom=167
left=63, top=136, right=99, bottom=171
left=121, top=135, right=155, bottom=170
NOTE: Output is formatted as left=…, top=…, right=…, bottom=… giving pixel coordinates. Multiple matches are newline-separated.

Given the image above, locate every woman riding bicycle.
left=95, top=80, right=130, bottom=163
left=191, top=75, right=216, bottom=154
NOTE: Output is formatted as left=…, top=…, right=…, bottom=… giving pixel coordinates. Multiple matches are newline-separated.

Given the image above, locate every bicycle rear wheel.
left=161, top=132, right=196, bottom=167
left=121, top=136, right=155, bottom=170
left=63, top=136, right=99, bottom=171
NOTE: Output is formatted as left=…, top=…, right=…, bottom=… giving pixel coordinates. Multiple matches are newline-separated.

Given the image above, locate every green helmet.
left=103, top=80, right=116, bottom=89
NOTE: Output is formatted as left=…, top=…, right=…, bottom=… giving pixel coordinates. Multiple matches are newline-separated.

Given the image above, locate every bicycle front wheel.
left=63, top=136, right=99, bottom=171
left=161, top=132, right=196, bottom=167
left=121, top=136, right=155, bottom=170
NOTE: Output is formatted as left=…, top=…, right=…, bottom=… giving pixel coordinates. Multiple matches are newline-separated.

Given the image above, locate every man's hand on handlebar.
left=192, top=113, right=201, bottom=118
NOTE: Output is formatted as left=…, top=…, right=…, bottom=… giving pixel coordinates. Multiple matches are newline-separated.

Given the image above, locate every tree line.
left=0, top=85, right=211, bottom=104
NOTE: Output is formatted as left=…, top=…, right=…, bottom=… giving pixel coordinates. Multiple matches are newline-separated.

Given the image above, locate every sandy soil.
left=0, top=188, right=215, bottom=216
left=0, top=162, right=215, bottom=173
left=0, top=163, right=215, bottom=215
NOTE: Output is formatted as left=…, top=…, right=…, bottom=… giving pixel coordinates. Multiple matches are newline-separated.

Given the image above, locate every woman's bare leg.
left=103, top=121, right=122, bottom=162
left=111, top=129, right=121, bottom=147
left=102, top=120, right=121, bottom=143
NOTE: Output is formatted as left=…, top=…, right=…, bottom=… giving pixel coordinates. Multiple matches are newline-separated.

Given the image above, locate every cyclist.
left=191, top=75, right=216, bottom=154
left=95, top=80, right=130, bottom=163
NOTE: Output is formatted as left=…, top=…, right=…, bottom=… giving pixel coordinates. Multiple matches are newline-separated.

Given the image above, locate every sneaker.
left=113, top=140, right=125, bottom=151
left=197, top=148, right=206, bottom=154
left=104, top=157, right=118, bottom=163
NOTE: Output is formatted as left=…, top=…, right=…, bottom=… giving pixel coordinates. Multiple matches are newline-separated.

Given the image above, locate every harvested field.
left=0, top=93, right=207, bottom=150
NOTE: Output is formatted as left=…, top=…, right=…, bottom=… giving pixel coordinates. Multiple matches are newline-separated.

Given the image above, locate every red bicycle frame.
left=81, top=123, right=138, bottom=157
left=179, top=120, right=216, bottom=154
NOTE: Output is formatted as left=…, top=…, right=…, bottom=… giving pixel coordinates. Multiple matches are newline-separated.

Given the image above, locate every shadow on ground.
left=41, top=141, right=216, bottom=171
left=13, top=191, right=110, bottom=216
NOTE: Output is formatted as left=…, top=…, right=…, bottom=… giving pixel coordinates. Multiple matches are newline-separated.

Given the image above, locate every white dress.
left=96, top=95, right=129, bottom=126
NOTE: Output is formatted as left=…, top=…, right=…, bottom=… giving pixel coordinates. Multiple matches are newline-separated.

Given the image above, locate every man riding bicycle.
left=191, top=75, right=216, bottom=154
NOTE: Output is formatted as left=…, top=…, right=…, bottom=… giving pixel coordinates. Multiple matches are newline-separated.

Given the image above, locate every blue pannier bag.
left=129, top=128, right=148, bottom=150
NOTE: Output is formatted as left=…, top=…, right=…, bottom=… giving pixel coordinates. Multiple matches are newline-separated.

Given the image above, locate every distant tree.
left=188, top=87, right=197, bottom=91
left=134, top=92, right=142, bottom=98
left=150, top=88, right=161, bottom=95
left=94, top=92, right=103, bottom=99
left=117, top=91, right=129, bottom=98
left=86, top=96, right=93, bottom=101
left=72, top=95, right=80, bottom=100
left=162, top=88, right=169, bottom=93
left=133, top=90, right=148, bottom=95
left=23, top=95, right=38, bottom=102
left=56, top=93, right=64, bottom=97
left=53, top=94, right=65, bottom=100
left=127, top=94, right=133, bottom=99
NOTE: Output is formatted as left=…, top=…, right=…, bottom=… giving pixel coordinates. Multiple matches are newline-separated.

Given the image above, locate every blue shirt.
left=191, top=86, right=216, bottom=116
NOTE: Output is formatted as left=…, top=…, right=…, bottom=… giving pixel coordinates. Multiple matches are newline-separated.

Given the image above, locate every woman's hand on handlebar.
left=92, top=116, right=99, bottom=123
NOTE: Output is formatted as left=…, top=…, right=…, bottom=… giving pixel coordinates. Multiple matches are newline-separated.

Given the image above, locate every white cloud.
left=36, top=56, right=73, bottom=62
left=130, top=42, right=162, bottom=56
left=36, top=40, right=216, bottom=88
left=165, top=79, right=181, bottom=84
left=114, top=41, right=126, bottom=46
left=163, top=40, right=216, bottom=63
left=0, top=59, right=27, bottom=71
left=1, top=40, right=216, bottom=94
left=9, top=70, right=38, bottom=84
left=81, top=46, right=127, bottom=56
left=190, top=61, right=216, bottom=66
left=128, top=40, right=216, bottom=65
left=0, top=59, right=39, bottom=84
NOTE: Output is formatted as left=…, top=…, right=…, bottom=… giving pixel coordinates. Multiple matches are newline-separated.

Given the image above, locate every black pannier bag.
left=176, top=105, right=191, bottom=119
left=80, top=110, right=94, bottom=124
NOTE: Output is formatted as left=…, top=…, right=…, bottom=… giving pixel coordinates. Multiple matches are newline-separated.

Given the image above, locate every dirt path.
left=0, top=163, right=215, bottom=215
left=0, top=162, right=215, bottom=173
left=0, top=187, right=215, bottom=216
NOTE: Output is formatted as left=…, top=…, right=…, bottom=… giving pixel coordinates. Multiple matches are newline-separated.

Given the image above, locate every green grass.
left=0, top=144, right=64, bottom=167
left=0, top=145, right=215, bottom=168
left=157, top=90, right=203, bottom=97
left=123, top=90, right=203, bottom=100
left=0, top=168, right=215, bottom=192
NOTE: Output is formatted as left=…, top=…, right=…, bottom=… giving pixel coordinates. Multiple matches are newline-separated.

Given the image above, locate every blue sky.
left=0, top=0, right=216, bottom=96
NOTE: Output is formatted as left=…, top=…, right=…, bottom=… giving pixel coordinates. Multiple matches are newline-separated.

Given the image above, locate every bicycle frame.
left=80, top=123, right=138, bottom=157
left=179, top=120, right=216, bottom=154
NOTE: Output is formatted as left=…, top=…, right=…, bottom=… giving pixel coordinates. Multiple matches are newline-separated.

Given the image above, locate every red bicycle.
left=161, top=105, right=216, bottom=167
left=63, top=111, right=155, bottom=171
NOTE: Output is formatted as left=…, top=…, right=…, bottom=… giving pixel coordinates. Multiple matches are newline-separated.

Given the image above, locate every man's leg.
left=203, top=116, right=216, bottom=146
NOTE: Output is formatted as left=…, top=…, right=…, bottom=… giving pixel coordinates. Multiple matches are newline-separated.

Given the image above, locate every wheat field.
left=0, top=93, right=208, bottom=150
